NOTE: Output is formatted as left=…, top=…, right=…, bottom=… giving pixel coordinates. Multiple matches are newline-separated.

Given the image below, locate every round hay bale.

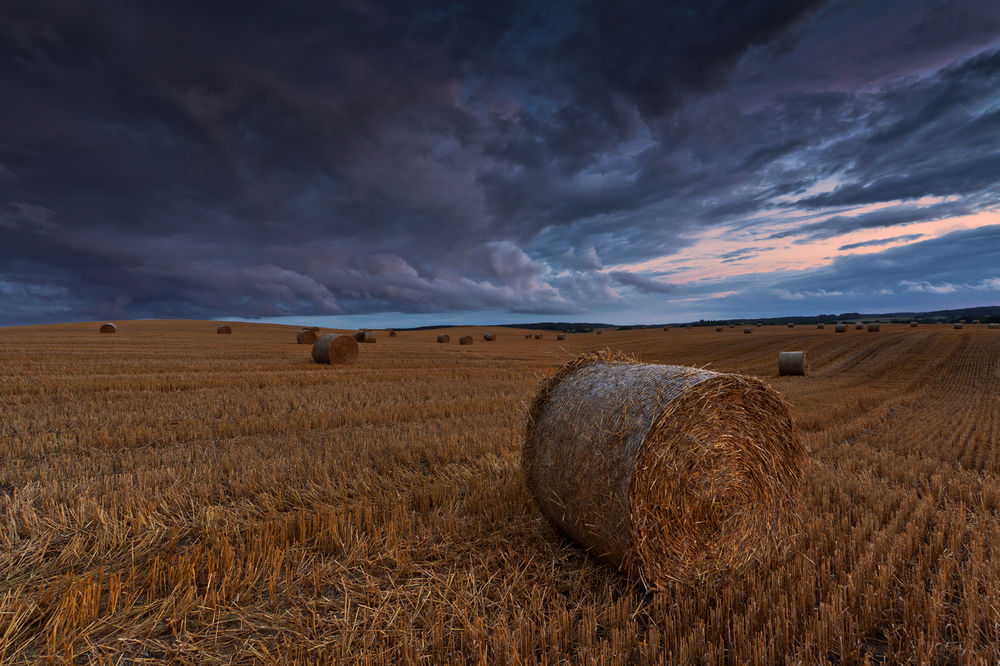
left=787, top=323, right=794, bottom=328
left=778, top=351, right=806, bottom=376
left=743, top=327, right=752, bottom=334
left=352, top=330, right=366, bottom=342
left=297, top=329, right=318, bottom=345
left=816, top=323, right=824, bottom=329
left=99, top=323, right=117, bottom=334
left=524, top=352, right=803, bottom=587
left=525, top=334, right=531, bottom=339
left=437, top=334, right=451, bottom=343
left=855, top=323, right=864, bottom=330
left=989, top=323, right=999, bottom=329
left=596, top=330, right=602, bottom=335
left=715, top=326, right=723, bottom=332
left=835, top=323, right=846, bottom=333
left=388, top=330, right=397, bottom=337
left=535, top=333, right=543, bottom=339
left=557, top=333, right=566, bottom=340
left=217, top=324, right=232, bottom=334
left=868, top=323, right=880, bottom=332
left=484, top=333, right=496, bottom=341
left=910, top=322, right=918, bottom=327
left=953, top=322, right=964, bottom=329
left=459, top=335, right=474, bottom=345
left=309, top=326, right=320, bottom=332
left=756, top=323, right=762, bottom=327
left=973, top=320, right=980, bottom=325
left=311, top=334, right=358, bottom=365
left=359, top=331, right=376, bottom=343
left=663, top=327, right=670, bottom=332
left=729, top=324, right=735, bottom=329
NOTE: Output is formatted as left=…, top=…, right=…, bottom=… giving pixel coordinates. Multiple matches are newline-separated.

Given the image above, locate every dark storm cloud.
left=1, top=0, right=999, bottom=324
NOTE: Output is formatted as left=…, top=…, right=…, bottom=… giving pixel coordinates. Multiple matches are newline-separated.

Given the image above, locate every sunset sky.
left=1, top=1, right=999, bottom=326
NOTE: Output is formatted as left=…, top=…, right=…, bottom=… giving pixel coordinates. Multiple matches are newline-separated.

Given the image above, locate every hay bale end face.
left=868, top=323, right=881, bottom=332
left=743, top=327, right=752, bottom=334
left=557, top=333, right=566, bottom=340
left=437, top=334, right=451, bottom=343
left=524, top=352, right=803, bottom=587
left=311, top=334, right=359, bottom=365
left=778, top=351, right=806, bottom=376
left=855, top=323, right=864, bottom=330
left=459, top=335, right=474, bottom=345
left=297, top=329, right=318, bottom=345
left=835, top=323, right=846, bottom=333
left=99, top=323, right=117, bottom=333
left=216, top=324, right=232, bottom=334
left=484, top=333, right=496, bottom=341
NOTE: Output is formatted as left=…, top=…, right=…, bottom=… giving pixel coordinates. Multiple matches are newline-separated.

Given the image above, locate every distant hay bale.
left=484, top=333, right=496, bottom=341
left=596, top=330, right=602, bottom=335
left=729, top=324, right=735, bottom=328
left=663, top=327, right=670, bottom=331
left=855, top=323, right=864, bottom=330
left=954, top=323, right=964, bottom=329
left=311, top=334, right=358, bottom=365
left=535, top=333, right=543, bottom=339
left=835, top=324, right=846, bottom=333
left=557, top=333, right=566, bottom=340
left=388, top=330, right=397, bottom=337
left=525, top=334, right=532, bottom=339
left=297, top=329, right=318, bottom=345
left=352, top=330, right=365, bottom=342
left=716, top=326, right=723, bottom=332
left=437, top=334, right=451, bottom=343
left=459, top=335, right=474, bottom=345
left=910, top=322, right=918, bottom=327
left=989, top=323, right=999, bottom=329
left=816, top=323, right=824, bottom=329
left=973, top=320, right=980, bottom=325
left=868, top=323, right=881, bottom=332
left=99, top=323, right=117, bottom=333
left=756, top=323, right=762, bottom=327
left=743, top=327, right=752, bottom=334
left=359, top=331, right=376, bottom=343
left=787, top=323, right=794, bottom=328
left=778, top=351, right=806, bottom=376
left=216, top=324, right=232, bottom=334
left=524, top=351, right=803, bottom=587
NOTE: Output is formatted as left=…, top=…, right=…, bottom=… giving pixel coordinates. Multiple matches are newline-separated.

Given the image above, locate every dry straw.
left=99, top=323, right=117, bottom=333
left=459, top=335, right=474, bottom=345
left=484, top=333, right=496, bottom=341
left=778, top=351, right=806, bottom=376
left=437, top=334, right=451, bottom=343
left=835, top=324, right=846, bottom=333
left=297, top=329, right=318, bottom=345
left=216, top=325, right=232, bottom=334
left=524, top=351, right=803, bottom=588
left=868, top=323, right=881, bottom=332
left=311, top=334, right=359, bottom=365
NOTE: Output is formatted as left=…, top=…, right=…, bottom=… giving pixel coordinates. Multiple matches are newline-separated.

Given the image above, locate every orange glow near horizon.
left=612, top=208, right=1000, bottom=285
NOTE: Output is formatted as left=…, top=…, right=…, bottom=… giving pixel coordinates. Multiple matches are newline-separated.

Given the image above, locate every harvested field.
left=2, top=320, right=1000, bottom=663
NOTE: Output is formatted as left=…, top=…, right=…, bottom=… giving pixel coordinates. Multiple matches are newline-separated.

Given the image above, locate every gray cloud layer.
left=1, top=0, right=999, bottom=324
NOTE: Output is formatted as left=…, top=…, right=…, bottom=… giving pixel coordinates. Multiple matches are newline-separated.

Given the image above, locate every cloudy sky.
left=2, top=0, right=999, bottom=327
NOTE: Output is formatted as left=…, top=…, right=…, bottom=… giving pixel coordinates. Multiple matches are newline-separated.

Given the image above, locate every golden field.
left=1, top=319, right=999, bottom=664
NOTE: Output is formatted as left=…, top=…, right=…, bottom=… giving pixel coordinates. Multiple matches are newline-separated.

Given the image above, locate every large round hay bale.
left=989, top=323, right=999, bottom=329
left=484, top=333, right=496, bottom=341
left=217, top=324, right=232, bottom=334
left=557, top=333, right=566, bottom=340
left=437, top=334, right=451, bottom=343
left=816, top=323, right=824, bottom=329
left=778, top=351, right=806, bottom=376
left=99, top=323, right=117, bottom=333
left=535, top=333, right=543, bottom=339
left=524, top=352, right=803, bottom=587
left=743, top=327, right=752, bottom=334
left=835, top=324, right=846, bottom=333
left=459, top=335, right=474, bottom=345
left=297, top=329, right=318, bottom=345
left=855, top=323, right=864, bottom=330
left=311, top=334, right=358, bottom=365
left=910, top=322, right=918, bottom=327
left=359, top=331, right=376, bottom=343
left=868, top=323, right=880, bottom=332
left=388, top=330, right=397, bottom=337
left=953, top=322, right=964, bottom=329
left=715, top=326, right=723, bottom=332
